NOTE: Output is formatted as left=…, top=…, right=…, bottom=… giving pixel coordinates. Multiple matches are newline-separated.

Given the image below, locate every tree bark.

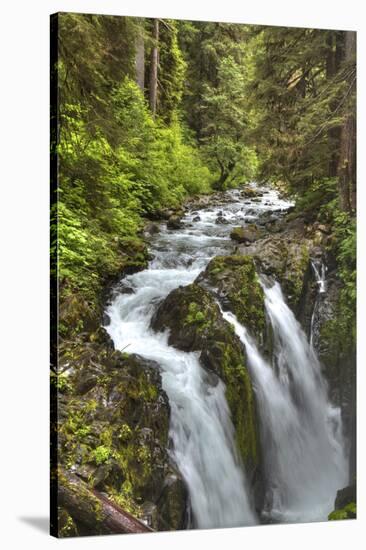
left=327, top=31, right=344, bottom=177
left=56, top=468, right=152, bottom=537
left=135, top=32, right=145, bottom=93
left=149, top=19, right=159, bottom=116
left=338, top=31, right=356, bottom=212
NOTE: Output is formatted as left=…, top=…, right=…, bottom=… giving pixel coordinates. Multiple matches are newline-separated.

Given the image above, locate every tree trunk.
left=135, top=32, right=145, bottom=92
left=327, top=31, right=344, bottom=177
left=338, top=31, right=356, bottom=212
left=55, top=468, right=152, bottom=537
left=149, top=19, right=159, bottom=116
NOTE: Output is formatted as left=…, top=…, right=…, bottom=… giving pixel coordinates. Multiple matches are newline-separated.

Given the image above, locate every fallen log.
left=57, top=467, right=153, bottom=536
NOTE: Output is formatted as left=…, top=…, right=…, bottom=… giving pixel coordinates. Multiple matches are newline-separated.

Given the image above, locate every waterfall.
left=106, top=266, right=257, bottom=529
left=105, top=185, right=345, bottom=528
left=310, top=260, right=327, bottom=347
left=222, top=280, right=348, bottom=523
left=311, top=260, right=327, bottom=294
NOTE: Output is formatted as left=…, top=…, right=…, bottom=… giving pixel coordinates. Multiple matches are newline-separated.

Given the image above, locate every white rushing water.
left=223, top=281, right=348, bottom=523
left=105, top=183, right=346, bottom=527
left=106, top=266, right=256, bottom=528
left=105, top=186, right=287, bottom=528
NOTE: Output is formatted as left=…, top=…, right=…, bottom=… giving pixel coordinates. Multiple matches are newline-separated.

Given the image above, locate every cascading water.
left=106, top=267, right=256, bottom=528
left=310, top=260, right=327, bottom=347
left=311, top=260, right=327, bottom=294
left=105, top=186, right=285, bottom=528
left=105, top=183, right=346, bottom=528
left=223, top=280, right=348, bottom=523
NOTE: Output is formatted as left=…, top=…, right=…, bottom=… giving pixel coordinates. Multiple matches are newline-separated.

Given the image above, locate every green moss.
left=217, top=341, right=258, bottom=468
left=50, top=371, right=71, bottom=394
left=329, top=502, right=356, bottom=521
left=91, top=445, right=111, bottom=465
left=58, top=508, right=79, bottom=537
left=57, top=348, right=171, bottom=523
left=284, top=244, right=309, bottom=308
left=318, top=286, right=356, bottom=374
left=202, top=255, right=266, bottom=337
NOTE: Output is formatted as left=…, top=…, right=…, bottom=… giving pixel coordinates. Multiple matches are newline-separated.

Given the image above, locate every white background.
left=0, top=0, right=364, bottom=548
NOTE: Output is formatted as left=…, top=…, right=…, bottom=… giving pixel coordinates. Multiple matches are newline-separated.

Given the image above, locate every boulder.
left=196, top=255, right=266, bottom=341
left=241, top=187, right=262, bottom=198
left=230, top=226, right=261, bottom=244
left=237, top=235, right=311, bottom=312
left=57, top=345, right=188, bottom=533
left=151, top=282, right=261, bottom=490
left=167, top=215, right=183, bottom=230
left=328, top=484, right=356, bottom=521
left=144, top=222, right=160, bottom=236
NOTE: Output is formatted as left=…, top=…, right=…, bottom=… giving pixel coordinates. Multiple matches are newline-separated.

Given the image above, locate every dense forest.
left=51, top=13, right=356, bottom=537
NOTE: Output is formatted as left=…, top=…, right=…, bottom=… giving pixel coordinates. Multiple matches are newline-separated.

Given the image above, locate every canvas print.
left=50, top=12, right=356, bottom=537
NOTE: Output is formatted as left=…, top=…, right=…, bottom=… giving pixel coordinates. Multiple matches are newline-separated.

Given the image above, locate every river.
left=105, top=185, right=348, bottom=528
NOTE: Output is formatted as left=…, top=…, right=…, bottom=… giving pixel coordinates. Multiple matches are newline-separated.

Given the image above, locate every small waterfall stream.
left=310, top=260, right=327, bottom=348
left=106, top=185, right=348, bottom=527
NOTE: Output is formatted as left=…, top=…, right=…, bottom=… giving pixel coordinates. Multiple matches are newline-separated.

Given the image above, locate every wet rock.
left=335, top=484, right=356, bottom=510
left=196, top=255, right=266, bottom=341
left=192, top=215, right=201, bottom=222
left=216, top=215, right=229, bottom=224
left=144, top=222, right=160, bottom=236
left=243, top=208, right=258, bottom=217
left=167, top=215, right=183, bottom=230
left=156, top=472, right=189, bottom=531
left=237, top=234, right=311, bottom=312
left=314, top=222, right=331, bottom=234
left=328, top=484, right=357, bottom=520
left=230, top=225, right=261, bottom=244
left=241, top=187, right=262, bottom=198
left=58, top=344, right=187, bottom=531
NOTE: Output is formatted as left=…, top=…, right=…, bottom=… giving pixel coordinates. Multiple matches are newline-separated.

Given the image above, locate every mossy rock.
left=151, top=283, right=261, bottom=488
left=57, top=506, right=79, bottom=537
left=328, top=502, right=356, bottom=521
left=236, top=236, right=311, bottom=311
left=230, top=226, right=261, bottom=244
left=197, top=255, right=266, bottom=340
left=328, top=483, right=357, bottom=521
left=57, top=344, right=187, bottom=532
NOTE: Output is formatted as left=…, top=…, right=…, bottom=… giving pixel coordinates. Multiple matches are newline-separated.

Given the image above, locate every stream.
left=105, top=185, right=348, bottom=528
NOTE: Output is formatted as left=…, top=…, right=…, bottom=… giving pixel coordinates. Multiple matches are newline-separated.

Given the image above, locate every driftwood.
left=57, top=467, right=153, bottom=536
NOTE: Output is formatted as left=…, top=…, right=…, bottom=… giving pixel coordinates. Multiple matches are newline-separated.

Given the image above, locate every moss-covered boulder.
left=196, top=255, right=266, bottom=340
left=55, top=343, right=187, bottom=533
left=230, top=225, right=262, bottom=245
left=151, top=283, right=261, bottom=491
left=328, top=483, right=356, bottom=521
left=237, top=235, right=311, bottom=312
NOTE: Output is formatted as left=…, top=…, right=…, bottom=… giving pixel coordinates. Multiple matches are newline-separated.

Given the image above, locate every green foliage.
left=55, top=16, right=213, bottom=337
left=179, top=21, right=259, bottom=188
left=158, top=20, right=187, bottom=122
left=319, top=195, right=356, bottom=353
left=91, top=445, right=111, bottom=465
left=50, top=371, right=71, bottom=394
left=251, top=27, right=356, bottom=194
left=292, top=178, right=338, bottom=219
